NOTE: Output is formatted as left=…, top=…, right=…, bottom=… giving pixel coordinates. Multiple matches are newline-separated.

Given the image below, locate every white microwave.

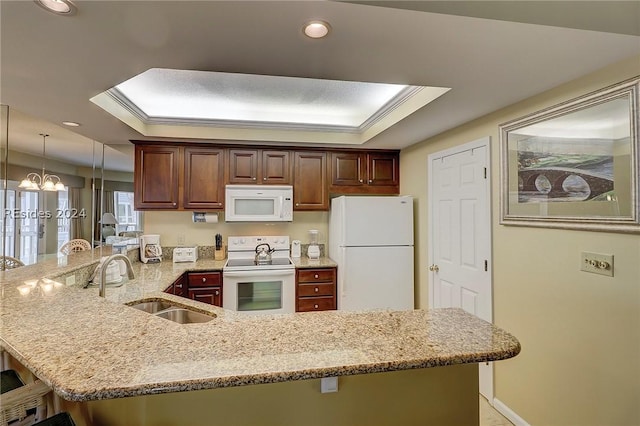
left=225, top=185, right=293, bottom=222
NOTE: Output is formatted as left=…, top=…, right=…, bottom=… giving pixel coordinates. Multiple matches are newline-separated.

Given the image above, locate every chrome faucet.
left=99, top=254, right=135, bottom=297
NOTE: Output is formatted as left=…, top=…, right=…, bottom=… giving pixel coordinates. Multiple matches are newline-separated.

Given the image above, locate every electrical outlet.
left=177, top=234, right=186, bottom=246
left=320, top=377, right=338, bottom=393
left=580, top=252, right=614, bottom=277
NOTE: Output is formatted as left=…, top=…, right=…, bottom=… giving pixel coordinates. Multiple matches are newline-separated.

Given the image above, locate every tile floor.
left=480, top=395, right=514, bottom=426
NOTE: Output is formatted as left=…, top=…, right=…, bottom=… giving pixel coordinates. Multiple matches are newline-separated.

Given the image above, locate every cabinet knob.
left=173, top=202, right=177, bottom=206
left=314, top=304, right=319, bottom=309
left=296, top=203, right=299, bottom=206
left=215, top=290, right=219, bottom=295
left=314, top=274, right=319, bottom=279
left=202, top=277, right=207, bottom=283
left=368, top=179, right=373, bottom=183
left=252, top=177, right=257, bottom=180
left=359, top=179, right=363, bottom=183
left=263, top=177, right=267, bottom=181
left=314, top=287, right=319, bottom=292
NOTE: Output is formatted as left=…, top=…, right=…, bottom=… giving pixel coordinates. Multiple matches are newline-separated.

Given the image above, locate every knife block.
left=214, top=245, right=226, bottom=260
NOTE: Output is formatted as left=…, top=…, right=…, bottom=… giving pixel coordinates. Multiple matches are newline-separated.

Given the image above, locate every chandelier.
left=19, top=133, right=65, bottom=191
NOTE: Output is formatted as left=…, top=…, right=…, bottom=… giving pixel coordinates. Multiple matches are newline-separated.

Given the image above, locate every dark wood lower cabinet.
left=296, top=267, right=337, bottom=312
left=164, top=271, right=222, bottom=307
left=188, top=287, right=222, bottom=306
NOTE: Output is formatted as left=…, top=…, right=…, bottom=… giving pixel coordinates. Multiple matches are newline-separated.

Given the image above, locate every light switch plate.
left=580, top=252, right=614, bottom=277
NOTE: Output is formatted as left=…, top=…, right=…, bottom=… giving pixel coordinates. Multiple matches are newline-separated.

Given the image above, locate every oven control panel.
left=227, top=236, right=290, bottom=251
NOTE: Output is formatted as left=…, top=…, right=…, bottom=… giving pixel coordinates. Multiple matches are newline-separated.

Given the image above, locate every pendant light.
left=19, top=133, right=65, bottom=191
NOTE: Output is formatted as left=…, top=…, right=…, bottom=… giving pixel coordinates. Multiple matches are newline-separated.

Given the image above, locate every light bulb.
left=303, top=21, right=330, bottom=39
left=42, top=180, right=56, bottom=191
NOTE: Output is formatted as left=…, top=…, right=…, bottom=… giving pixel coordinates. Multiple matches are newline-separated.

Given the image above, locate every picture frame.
left=499, top=77, right=640, bottom=233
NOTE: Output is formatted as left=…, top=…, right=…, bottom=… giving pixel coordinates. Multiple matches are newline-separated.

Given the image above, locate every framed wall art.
left=499, top=77, right=639, bottom=233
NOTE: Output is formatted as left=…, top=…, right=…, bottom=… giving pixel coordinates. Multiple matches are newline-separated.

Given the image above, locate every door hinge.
left=484, top=260, right=488, bottom=271
left=483, top=167, right=487, bottom=179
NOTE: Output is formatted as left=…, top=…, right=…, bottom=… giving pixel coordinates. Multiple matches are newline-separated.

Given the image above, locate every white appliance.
left=139, top=234, right=162, bottom=264
left=225, top=185, right=293, bottom=222
left=306, top=229, right=320, bottom=259
left=223, top=236, right=295, bottom=315
left=173, top=246, right=198, bottom=263
left=329, top=196, right=414, bottom=311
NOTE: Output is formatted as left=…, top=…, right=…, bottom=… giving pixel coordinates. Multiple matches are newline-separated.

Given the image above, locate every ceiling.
left=1, top=1, right=639, bottom=173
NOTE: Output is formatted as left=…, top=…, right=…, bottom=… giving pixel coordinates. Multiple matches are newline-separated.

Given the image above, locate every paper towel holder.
left=192, top=212, right=219, bottom=223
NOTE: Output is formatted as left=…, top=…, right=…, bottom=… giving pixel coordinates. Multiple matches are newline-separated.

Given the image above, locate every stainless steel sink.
left=126, top=299, right=216, bottom=324
left=154, top=308, right=215, bottom=324
left=128, top=300, right=177, bottom=313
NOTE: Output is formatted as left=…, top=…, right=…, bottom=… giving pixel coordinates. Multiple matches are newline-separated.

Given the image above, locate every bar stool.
left=0, top=370, right=75, bottom=426
left=0, top=370, right=49, bottom=426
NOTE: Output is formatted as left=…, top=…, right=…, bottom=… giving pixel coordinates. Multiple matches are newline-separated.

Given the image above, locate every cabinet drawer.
left=297, top=296, right=335, bottom=312
left=297, top=268, right=336, bottom=283
left=188, top=272, right=221, bottom=287
left=297, top=283, right=334, bottom=297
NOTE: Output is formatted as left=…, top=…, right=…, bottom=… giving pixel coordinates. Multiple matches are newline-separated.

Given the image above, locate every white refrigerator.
left=329, top=195, right=414, bottom=311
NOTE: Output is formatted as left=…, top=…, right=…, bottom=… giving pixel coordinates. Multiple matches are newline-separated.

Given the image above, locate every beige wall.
left=145, top=210, right=329, bottom=247
left=64, top=365, right=478, bottom=426
left=400, top=55, right=640, bottom=425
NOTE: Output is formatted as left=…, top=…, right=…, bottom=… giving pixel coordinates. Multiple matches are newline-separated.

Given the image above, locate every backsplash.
left=162, top=244, right=326, bottom=260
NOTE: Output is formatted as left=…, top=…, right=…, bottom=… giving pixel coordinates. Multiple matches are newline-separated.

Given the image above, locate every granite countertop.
left=0, top=250, right=520, bottom=402
left=290, top=256, right=337, bottom=268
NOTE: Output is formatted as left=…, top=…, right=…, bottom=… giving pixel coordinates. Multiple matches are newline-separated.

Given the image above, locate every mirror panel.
left=0, top=107, right=139, bottom=267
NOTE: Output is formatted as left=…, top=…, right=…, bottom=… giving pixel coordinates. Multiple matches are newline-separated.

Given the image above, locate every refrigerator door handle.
left=340, top=251, right=347, bottom=298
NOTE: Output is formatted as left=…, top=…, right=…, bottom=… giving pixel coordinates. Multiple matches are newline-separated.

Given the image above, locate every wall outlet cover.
left=320, top=377, right=338, bottom=393
left=580, top=252, right=614, bottom=277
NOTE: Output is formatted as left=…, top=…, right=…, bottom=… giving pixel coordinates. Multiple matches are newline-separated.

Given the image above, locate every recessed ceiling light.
left=34, top=0, right=77, bottom=16
left=303, top=20, right=330, bottom=39
left=62, top=121, right=80, bottom=127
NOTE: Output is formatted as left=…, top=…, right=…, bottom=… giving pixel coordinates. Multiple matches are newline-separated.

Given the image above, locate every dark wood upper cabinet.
left=134, top=143, right=224, bottom=211
left=229, top=149, right=290, bottom=184
left=330, top=151, right=399, bottom=194
left=133, top=141, right=399, bottom=211
left=368, top=152, right=399, bottom=187
left=293, top=151, right=328, bottom=211
left=134, top=145, right=180, bottom=209
left=183, top=147, right=225, bottom=209
left=331, top=152, right=365, bottom=186
left=262, top=150, right=291, bottom=184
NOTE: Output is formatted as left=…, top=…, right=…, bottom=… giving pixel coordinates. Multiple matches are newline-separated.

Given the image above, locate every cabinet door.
left=134, top=145, right=180, bottom=209
left=262, top=150, right=291, bottom=184
left=188, top=287, right=222, bottom=306
left=367, top=152, right=399, bottom=187
left=167, top=273, right=185, bottom=297
left=228, top=149, right=259, bottom=184
left=293, top=151, right=328, bottom=210
left=183, top=147, right=225, bottom=209
left=331, top=152, right=365, bottom=186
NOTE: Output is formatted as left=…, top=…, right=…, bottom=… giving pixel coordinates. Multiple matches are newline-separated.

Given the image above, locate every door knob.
left=429, top=264, right=439, bottom=272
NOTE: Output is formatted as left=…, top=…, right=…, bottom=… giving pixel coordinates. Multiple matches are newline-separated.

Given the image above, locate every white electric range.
left=223, top=236, right=295, bottom=315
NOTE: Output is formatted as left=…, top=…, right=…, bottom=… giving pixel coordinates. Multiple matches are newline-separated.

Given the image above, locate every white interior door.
left=428, top=136, right=493, bottom=400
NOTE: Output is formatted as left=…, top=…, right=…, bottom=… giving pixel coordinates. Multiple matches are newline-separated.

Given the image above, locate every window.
left=57, top=187, right=70, bottom=252
left=114, top=191, right=142, bottom=233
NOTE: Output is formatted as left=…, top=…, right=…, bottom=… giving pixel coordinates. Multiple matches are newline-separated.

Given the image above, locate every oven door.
left=222, top=269, right=295, bottom=314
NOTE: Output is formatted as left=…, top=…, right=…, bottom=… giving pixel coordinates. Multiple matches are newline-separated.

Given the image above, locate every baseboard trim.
left=493, top=398, right=530, bottom=426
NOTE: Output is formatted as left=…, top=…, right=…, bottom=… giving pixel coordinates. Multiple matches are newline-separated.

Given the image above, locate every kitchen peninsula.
left=0, top=249, right=520, bottom=426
